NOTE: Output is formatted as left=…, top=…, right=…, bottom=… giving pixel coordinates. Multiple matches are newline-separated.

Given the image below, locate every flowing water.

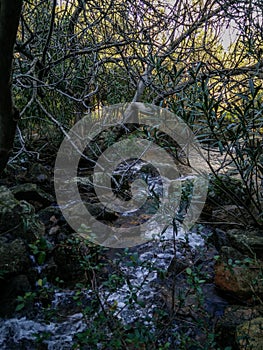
left=0, top=225, right=208, bottom=349
left=0, top=161, right=228, bottom=348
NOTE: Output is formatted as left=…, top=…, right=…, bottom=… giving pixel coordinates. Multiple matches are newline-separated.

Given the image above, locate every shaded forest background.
left=0, top=1, right=261, bottom=146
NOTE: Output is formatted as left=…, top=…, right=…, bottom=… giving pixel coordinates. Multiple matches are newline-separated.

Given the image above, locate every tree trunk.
left=0, top=0, right=23, bottom=174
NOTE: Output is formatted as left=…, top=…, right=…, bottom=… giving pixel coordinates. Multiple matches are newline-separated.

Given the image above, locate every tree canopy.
left=0, top=0, right=263, bottom=171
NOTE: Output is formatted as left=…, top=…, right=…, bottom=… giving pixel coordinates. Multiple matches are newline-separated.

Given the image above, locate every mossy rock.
left=216, top=305, right=263, bottom=349
left=0, top=186, right=44, bottom=241
left=227, top=228, right=263, bottom=260
left=236, top=317, right=263, bottom=350
left=27, top=163, right=51, bottom=183
left=214, top=246, right=263, bottom=301
left=11, top=183, right=54, bottom=208
left=0, top=238, right=32, bottom=276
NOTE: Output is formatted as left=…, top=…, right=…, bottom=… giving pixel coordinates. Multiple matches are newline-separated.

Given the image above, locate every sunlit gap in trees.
left=221, top=20, right=238, bottom=51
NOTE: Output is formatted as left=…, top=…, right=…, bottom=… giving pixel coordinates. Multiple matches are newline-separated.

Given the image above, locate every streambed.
left=0, top=223, right=229, bottom=349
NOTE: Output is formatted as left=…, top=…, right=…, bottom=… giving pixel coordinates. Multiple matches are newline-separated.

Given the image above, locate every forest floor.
left=0, top=141, right=262, bottom=349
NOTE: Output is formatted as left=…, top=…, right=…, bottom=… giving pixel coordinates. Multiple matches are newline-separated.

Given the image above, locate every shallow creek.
left=0, top=159, right=229, bottom=349
left=0, top=224, right=230, bottom=349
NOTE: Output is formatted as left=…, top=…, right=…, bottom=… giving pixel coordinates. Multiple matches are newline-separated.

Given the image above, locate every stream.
left=0, top=159, right=229, bottom=349
left=0, top=224, right=230, bottom=349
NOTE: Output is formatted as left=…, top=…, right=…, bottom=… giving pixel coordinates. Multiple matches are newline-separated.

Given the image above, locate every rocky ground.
left=0, top=150, right=262, bottom=349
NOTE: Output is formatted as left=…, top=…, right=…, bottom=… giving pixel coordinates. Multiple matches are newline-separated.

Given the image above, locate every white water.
left=0, top=227, right=204, bottom=349
left=102, top=225, right=204, bottom=324
left=0, top=313, right=86, bottom=350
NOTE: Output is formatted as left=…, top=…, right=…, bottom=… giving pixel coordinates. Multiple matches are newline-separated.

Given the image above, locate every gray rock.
left=27, top=163, right=51, bottom=183
left=11, top=183, right=54, bottom=208
left=0, top=238, right=32, bottom=276
left=226, top=228, right=263, bottom=260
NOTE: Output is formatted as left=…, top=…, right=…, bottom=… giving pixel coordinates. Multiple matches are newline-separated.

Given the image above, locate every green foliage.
left=178, top=77, right=263, bottom=227
left=29, top=237, right=52, bottom=265
left=16, top=292, right=37, bottom=312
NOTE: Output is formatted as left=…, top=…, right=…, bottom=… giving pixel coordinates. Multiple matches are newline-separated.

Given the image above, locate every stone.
left=226, top=228, right=263, bottom=260
left=236, top=317, right=263, bottom=350
left=37, top=206, right=62, bottom=226
left=66, top=200, right=118, bottom=224
left=212, top=205, right=254, bottom=226
left=11, top=183, right=54, bottom=209
left=208, top=228, right=228, bottom=251
left=0, top=238, right=32, bottom=276
left=216, top=305, right=263, bottom=349
left=87, top=203, right=119, bottom=221
left=52, top=234, right=91, bottom=284
left=214, top=247, right=263, bottom=301
left=0, top=186, right=22, bottom=234
left=27, top=163, right=51, bottom=183
left=0, top=186, right=45, bottom=241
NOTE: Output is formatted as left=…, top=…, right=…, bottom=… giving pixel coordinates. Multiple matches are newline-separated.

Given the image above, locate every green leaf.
left=37, top=251, right=46, bottom=265
left=37, top=279, right=43, bottom=287
left=186, top=267, right=192, bottom=275
left=15, top=303, right=25, bottom=311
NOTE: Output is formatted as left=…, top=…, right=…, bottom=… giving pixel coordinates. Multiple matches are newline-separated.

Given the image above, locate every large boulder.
left=226, top=228, right=263, bottom=260
left=214, top=246, right=263, bottom=301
